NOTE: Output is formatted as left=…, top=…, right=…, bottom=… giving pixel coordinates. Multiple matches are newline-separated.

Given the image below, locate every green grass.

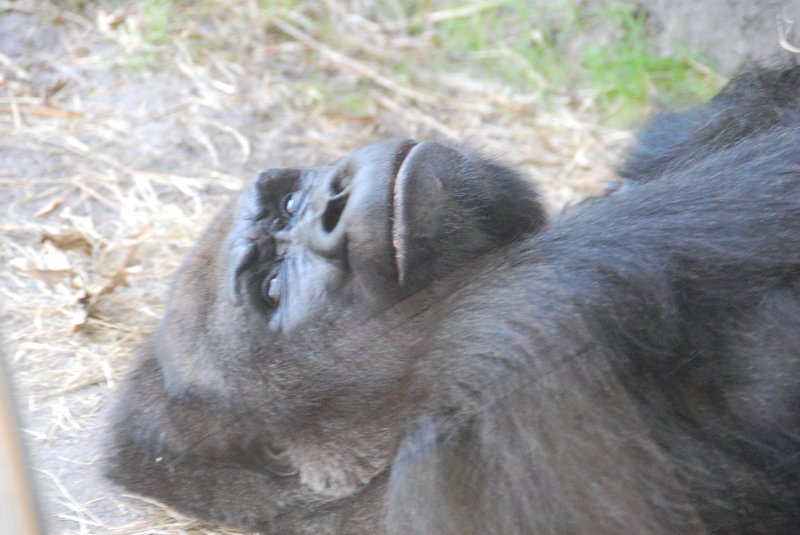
left=258, top=0, right=304, bottom=14
left=141, top=0, right=173, bottom=45
left=98, top=0, right=724, bottom=125
left=582, top=3, right=721, bottom=122
left=391, top=0, right=723, bottom=123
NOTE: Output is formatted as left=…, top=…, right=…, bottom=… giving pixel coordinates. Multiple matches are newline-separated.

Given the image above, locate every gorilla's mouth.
left=390, top=142, right=418, bottom=286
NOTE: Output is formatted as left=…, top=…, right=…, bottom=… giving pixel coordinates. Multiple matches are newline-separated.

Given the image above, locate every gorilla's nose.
left=299, top=169, right=352, bottom=260
left=292, top=138, right=418, bottom=267
left=320, top=183, right=349, bottom=234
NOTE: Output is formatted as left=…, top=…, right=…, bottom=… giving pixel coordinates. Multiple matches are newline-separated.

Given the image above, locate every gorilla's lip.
left=390, top=141, right=418, bottom=286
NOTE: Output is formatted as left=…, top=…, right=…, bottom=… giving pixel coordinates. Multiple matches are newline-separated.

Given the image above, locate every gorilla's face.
left=224, top=139, right=542, bottom=333
left=129, top=139, right=543, bottom=529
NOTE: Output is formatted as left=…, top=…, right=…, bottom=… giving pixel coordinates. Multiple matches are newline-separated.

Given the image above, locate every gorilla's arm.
left=109, top=346, right=390, bottom=534
left=619, top=66, right=800, bottom=182
left=108, top=350, right=285, bottom=532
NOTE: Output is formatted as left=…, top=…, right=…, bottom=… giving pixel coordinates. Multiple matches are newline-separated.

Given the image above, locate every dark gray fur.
left=106, top=67, right=800, bottom=534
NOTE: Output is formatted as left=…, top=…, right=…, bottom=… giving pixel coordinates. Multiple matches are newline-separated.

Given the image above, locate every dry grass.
left=1, top=1, right=630, bottom=533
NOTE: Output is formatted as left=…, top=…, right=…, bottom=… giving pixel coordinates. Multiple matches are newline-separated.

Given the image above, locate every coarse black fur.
left=619, top=65, right=800, bottom=182
left=106, top=67, right=800, bottom=534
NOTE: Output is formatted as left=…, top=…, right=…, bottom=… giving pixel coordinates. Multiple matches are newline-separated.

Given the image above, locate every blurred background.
left=1, top=1, right=797, bottom=533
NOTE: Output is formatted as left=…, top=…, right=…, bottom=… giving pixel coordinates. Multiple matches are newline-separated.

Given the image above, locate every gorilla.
left=106, top=66, right=800, bottom=534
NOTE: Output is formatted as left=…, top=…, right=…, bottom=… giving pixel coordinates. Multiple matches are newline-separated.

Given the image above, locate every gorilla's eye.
left=262, top=274, right=281, bottom=308
left=281, top=193, right=297, bottom=218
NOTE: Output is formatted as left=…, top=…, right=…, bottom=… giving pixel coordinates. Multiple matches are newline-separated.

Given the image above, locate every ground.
left=0, top=1, right=741, bottom=533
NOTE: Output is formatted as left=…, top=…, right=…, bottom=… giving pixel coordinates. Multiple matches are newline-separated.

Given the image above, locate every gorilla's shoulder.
left=619, top=63, right=800, bottom=183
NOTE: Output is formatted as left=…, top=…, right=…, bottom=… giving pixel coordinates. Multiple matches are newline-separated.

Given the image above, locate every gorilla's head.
left=122, top=139, right=545, bottom=529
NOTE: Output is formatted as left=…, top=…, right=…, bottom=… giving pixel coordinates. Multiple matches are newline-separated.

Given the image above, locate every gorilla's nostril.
left=331, top=174, right=350, bottom=195
left=322, top=194, right=348, bottom=233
